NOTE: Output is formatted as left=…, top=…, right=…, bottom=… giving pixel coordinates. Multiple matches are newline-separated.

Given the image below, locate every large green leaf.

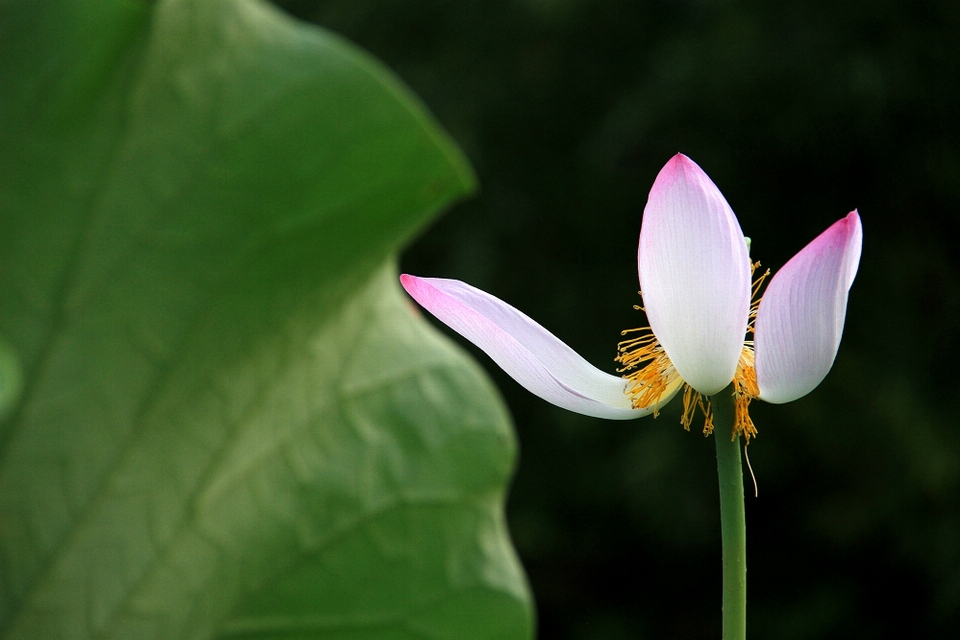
left=0, top=1, right=532, bottom=638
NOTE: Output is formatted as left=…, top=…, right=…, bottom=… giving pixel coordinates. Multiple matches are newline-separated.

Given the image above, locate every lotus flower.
left=401, top=154, right=862, bottom=439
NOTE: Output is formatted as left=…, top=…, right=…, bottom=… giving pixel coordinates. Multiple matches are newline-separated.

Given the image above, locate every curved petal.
left=637, top=154, right=752, bottom=395
left=400, top=275, right=662, bottom=419
left=754, top=211, right=863, bottom=403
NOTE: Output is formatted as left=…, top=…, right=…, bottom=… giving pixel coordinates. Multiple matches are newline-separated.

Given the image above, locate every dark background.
left=277, top=1, right=960, bottom=638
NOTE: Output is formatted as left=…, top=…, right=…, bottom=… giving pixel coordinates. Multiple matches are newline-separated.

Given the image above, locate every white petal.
left=400, top=275, right=661, bottom=419
left=637, top=154, right=752, bottom=395
left=755, top=211, right=863, bottom=403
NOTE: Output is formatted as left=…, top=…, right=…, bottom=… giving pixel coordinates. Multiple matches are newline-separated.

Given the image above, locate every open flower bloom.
left=401, top=154, right=862, bottom=440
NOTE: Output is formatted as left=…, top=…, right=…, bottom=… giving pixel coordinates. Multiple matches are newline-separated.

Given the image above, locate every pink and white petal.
left=754, top=211, right=863, bottom=404
left=638, top=154, right=752, bottom=396
left=400, top=275, right=658, bottom=419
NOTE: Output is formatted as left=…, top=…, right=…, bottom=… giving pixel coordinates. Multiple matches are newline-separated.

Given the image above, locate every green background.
left=277, top=1, right=960, bottom=638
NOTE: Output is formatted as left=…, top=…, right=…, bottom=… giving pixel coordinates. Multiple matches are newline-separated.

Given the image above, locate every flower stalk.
left=713, top=392, right=747, bottom=639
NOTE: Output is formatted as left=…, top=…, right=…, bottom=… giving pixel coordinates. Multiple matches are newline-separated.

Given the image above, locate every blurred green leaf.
left=0, top=338, right=21, bottom=421
left=0, top=0, right=532, bottom=638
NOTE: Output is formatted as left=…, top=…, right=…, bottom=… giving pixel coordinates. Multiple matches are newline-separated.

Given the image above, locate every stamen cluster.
left=616, top=264, right=769, bottom=442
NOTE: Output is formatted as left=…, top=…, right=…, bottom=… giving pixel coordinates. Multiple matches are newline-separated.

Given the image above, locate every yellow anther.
left=618, top=262, right=768, bottom=440
left=732, top=346, right=759, bottom=443
left=616, top=327, right=679, bottom=415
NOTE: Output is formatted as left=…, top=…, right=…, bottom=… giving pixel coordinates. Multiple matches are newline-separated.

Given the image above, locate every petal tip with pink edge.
left=400, top=274, right=659, bottom=420
left=638, top=155, right=752, bottom=396
left=754, top=213, right=862, bottom=404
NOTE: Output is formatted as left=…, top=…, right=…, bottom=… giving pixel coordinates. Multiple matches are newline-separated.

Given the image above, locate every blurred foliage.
left=0, top=1, right=532, bottom=638
left=0, top=338, right=22, bottom=421
left=275, top=0, right=960, bottom=638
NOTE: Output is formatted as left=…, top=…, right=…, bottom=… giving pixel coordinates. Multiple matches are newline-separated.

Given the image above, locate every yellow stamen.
left=616, top=327, right=680, bottom=416
left=731, top=346, right=759, bottom=443
left=747, top=263, right=771, bottom=335
left=728, top=263, right=769, bottom=443
left=617, top=323, right=712, bottom=434
left=617, top=261, right=770, bottom=439
left=681, top=384, right=714, bottom=436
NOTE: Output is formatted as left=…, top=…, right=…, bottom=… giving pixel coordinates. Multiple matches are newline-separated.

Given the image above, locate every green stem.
left=712, top=393, right=747, bottom=639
